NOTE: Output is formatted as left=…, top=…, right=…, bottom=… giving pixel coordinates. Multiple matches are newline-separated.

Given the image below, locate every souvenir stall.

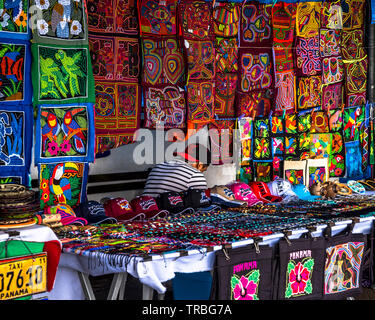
left=0, top=0, right=374, bottom=301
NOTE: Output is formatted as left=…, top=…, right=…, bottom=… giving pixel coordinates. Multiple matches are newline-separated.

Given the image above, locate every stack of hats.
left=0, top=184, right=40, bottom=229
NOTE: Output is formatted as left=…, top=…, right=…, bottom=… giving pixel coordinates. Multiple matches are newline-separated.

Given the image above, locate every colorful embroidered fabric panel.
left=0, top=40, right=31, bottom=105
left=273, top=43, right=294, bottom=72
left=272, top=3, right=297, bottom=43
left=94, top=81, right=140, bottom=148
left=320, top=29, right=341, bottom=57
left=274, top=70, right=296, bottom=114
left=236, top=89, right=274, bottom=118
left=90, top=36, right=140, bottom=83
left=186, top=80, right=214, bottom=122
left=179, top=0, right=212, bottom=41
left=240, top=2, right=272, bottom=47
left=31, top=43, right=95, bottom=105
left=30, top=0, right=89, bottom=44
left=212, top=2, right=240, bottom=38
left=0, top=105, right=32, bottom=185
left=238, top=117, right=253, bottom=165
left=35, top=104, right=95, bottom=164
left=214, top=73, right=237, bottom=118
left=324, top=241, right=365, bottom=295
left=322, top=56, right=344, bottom=84
left=343, top=105, right=365, bottom=142
left=142, top=37, right=185, bottom=85
left=341, top=30, right=366, bottom=60
left=139, top=0, right=177, bottom=36
left=39, top=161, right=89, bottom=209
left=254, top=161, right=273, bottom=183
left=295, top=36, right=322, bottom=77
left=186, top=39, right=215, bottom=81
left=341, top=0, right=365, bottom=30
left=321, top=0, right=343, bottom=29
left=239, top=49, right=273, bottom=92
left=296, top=2, right=321, bottom=38
left=87, top=0, right=139, bottom=35
left=0, top=0, right=29, bottom=40
left=322, top=82, right=344, bottom=110
left=344, top=58, right=368, bottom=106
left=214, top=37, right=238, bottom=74
left=143, top=85, right=186, bottom=129
left=253, top=117, right=272, bottom=161
left=297, top=76, right=322, bottom=111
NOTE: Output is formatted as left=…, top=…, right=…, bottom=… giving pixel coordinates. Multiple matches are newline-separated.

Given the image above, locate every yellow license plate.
left=0, top=253, right=47, bottom=300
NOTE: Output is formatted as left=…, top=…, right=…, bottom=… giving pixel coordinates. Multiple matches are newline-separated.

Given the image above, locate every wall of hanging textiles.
left=0, top=0, right=373, bottom=208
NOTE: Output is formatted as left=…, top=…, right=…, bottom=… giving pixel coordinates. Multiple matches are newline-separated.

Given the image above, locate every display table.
left=45, top=216, right=374, bottom=300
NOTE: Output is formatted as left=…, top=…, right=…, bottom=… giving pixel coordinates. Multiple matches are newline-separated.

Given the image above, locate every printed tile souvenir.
left=239, top=49, right=273, bottom=92
left=179, top=0, right=212, bottom=40
left=0, top=105, right=32, bottom=180
left=274, top=70, right=296, bottom=114
left=295, top=36, right=322, bottom=76
left=240, top=2, right=272, bottom=47
left=272, top=2, right=297, bottom=43
left=30, top=0, right=88, bottom=44
left=142, top=37, right=184, bottom=85
left=343, top=106, right=364, bottom=142
left=209, top=119, right=235, bottom=165
left=322, top=56, right=344, bottom=84
left=236, top=89, right=274, bottom=118
left=35, top=104, right=95, bottom=164
left=31, top=43, right=95, bottom=105
left=310, top=133, right=332, bottom=159
left=94, top=81, right=140, bottom=147
left=283, top=160, right=306, bottom=185
left=212, top=2, right=240, bottom=38
left=311, top=111, right=329, bottom=133
left=39, top=161, right=89, bottom=209
left=322, top=82, right=344, bottom=110
left=186, top=80, right=214, bottom=122
left=185, top=39, right=215, bottom=81
left=341, top=0, right=365, bottom=30
left=273, top=43, right=294, bottom=72
left=143, top=85, right=186, bottom=129
left=0, top=39, right=31, bottom=104
left=341, top=30, right=366, bottom=60
left=87, top=0, right=138, bottom=35
left=139, top=0, right=177, bottom=36
left=321, top=0, right=343, bottom=29
left=296, top=2, right=321, bottom=38
left=0, top=0, right=29, bottom=40
left=306, top=158, right=329, bottom=188
left=214, top=73, right=237, bottom=118
left=344, top=58, right=368, bottom=96
left=328, top=109, right=343, bottom=132
left=319, top=29, right=341, bottom=57
left=214, top=37, right=238, bottom=74
left=254, top=161, right=273, bottom=183
left=297, top=76, right=322, bottom=111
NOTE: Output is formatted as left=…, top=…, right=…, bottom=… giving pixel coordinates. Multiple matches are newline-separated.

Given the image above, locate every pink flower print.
left=47, top=141, right=60, bottom=156
left=233, top=276, right=257, bottom=300
left=60, top=140, right=71, bottom=153
left=289, top=262, right=310, bottom=295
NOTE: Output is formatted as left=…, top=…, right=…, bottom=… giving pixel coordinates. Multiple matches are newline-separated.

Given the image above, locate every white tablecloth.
left=46, top=216, right=375, bottom=299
